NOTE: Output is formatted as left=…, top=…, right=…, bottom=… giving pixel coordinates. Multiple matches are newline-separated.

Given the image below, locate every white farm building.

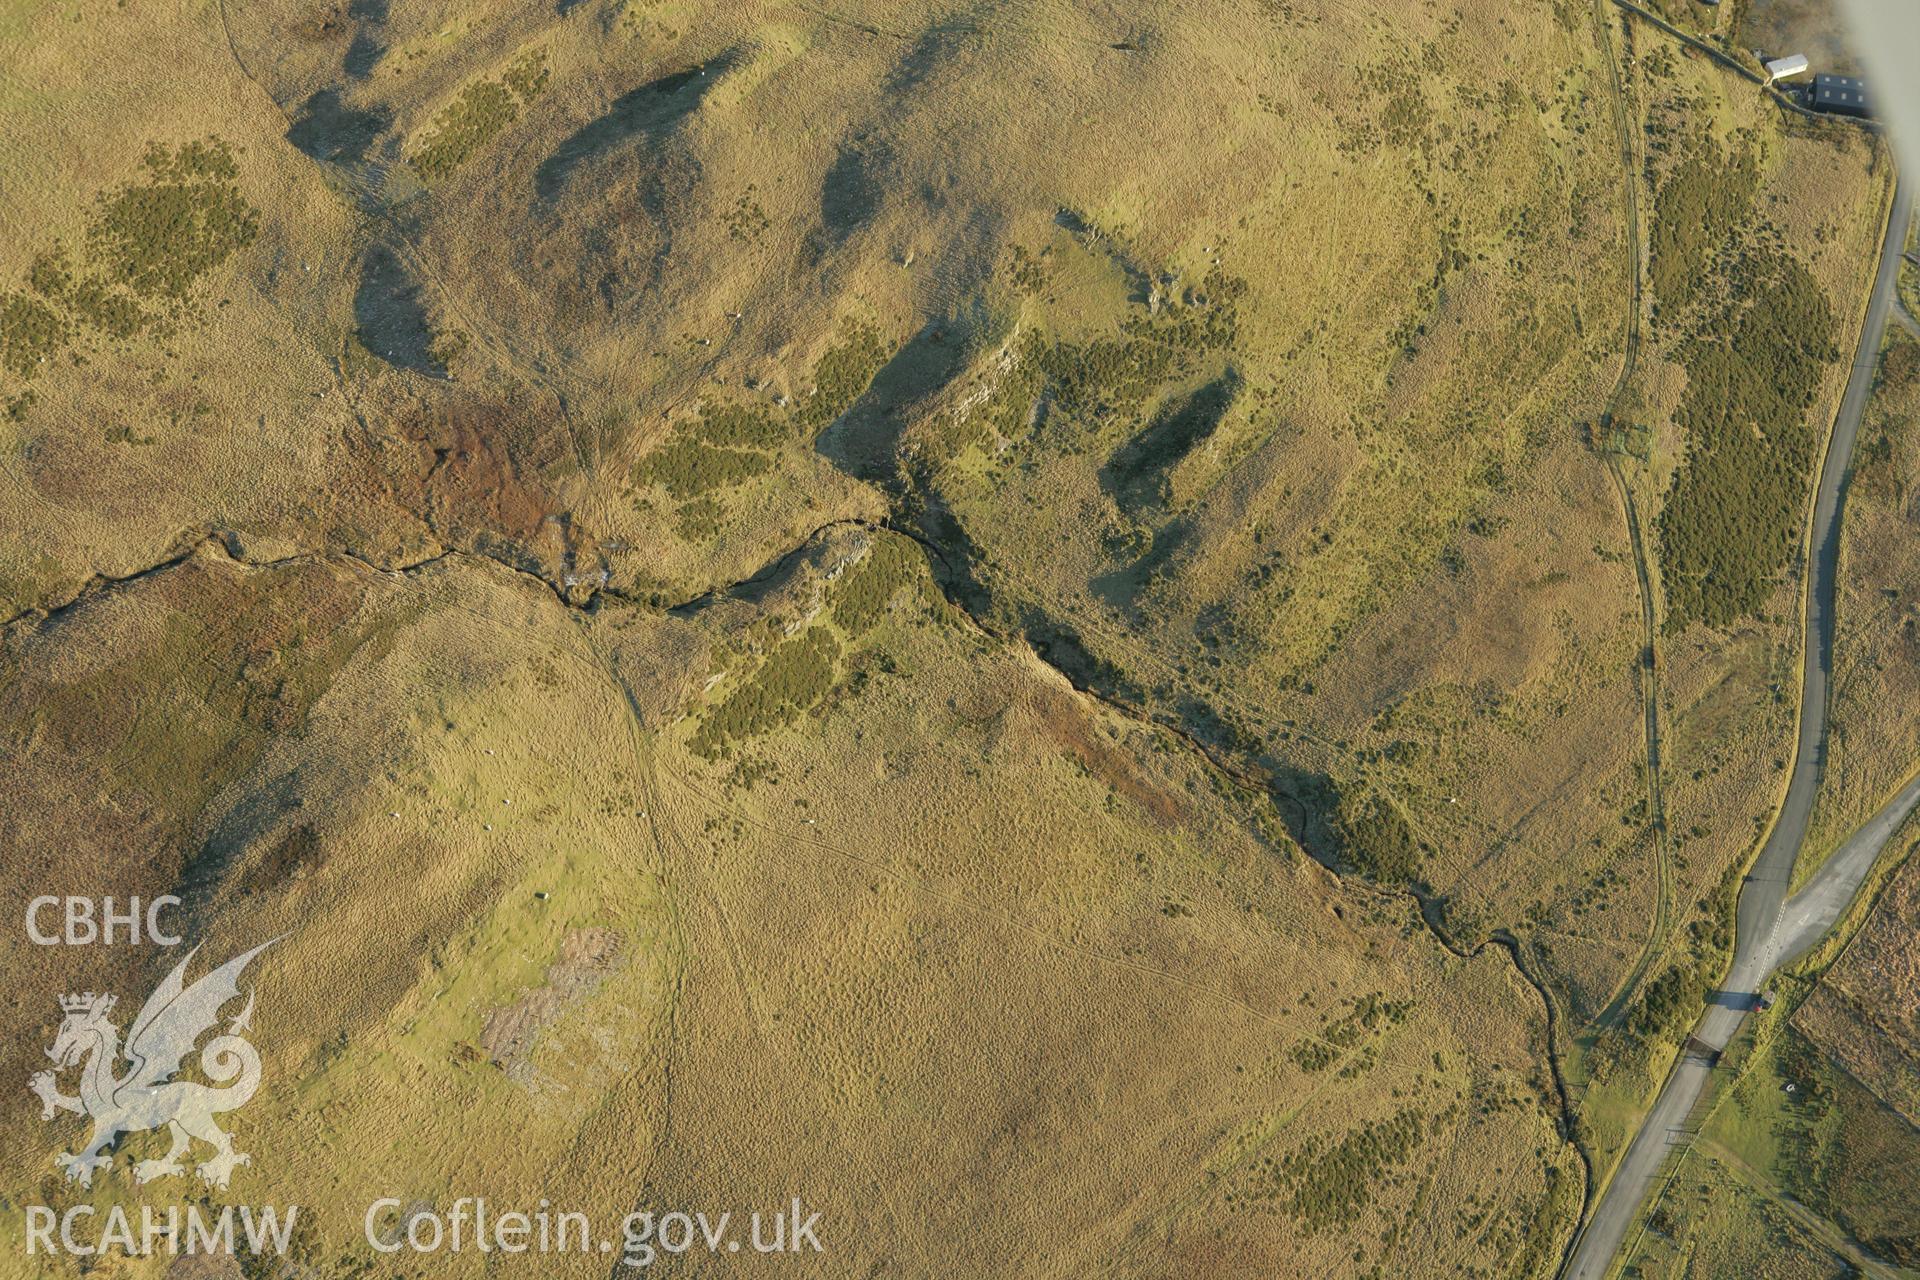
left=1764, top=54, right=1811, bottom=83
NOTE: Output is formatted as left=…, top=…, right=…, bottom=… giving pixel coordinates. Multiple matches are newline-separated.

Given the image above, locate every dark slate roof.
left=1812, top=74, right=1870, bottom=111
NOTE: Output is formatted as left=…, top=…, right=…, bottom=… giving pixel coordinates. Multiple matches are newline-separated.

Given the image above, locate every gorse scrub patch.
left=0, top=140, right=256, bottom=386
left=1255, top=1108, right=1432, bottom=1232
left=831, top=536, right=928, bottom=635
left=633, top=325, right=892, bottom=504
left=691, top=628, right=841, bottom=757
left=1658, top=256, right=1837, bottom=631
left=725, top=187, right=770, bottom=243
left=687, top=325, right=890, bottom=446
left=692, top=401, right=787, bottom=450
left=27, top=252, right=71, bottom=299
left=794, top=322, right=888, bottom=433
left=1641, top=128, right=1839, bottom=632
left=0, top=293, right=66, bottom=380
left=1649, top=143, right=1758, bottom=317
left=1590, top=861, right=1740, bottom=1079
left=1624, top=963, right=1694, bottom=1042
left=635, top=439, right=774, bottom=498
left=68, top=278, right=147, bottom=339
left=1005, top=243, right=1051, bottom=294
left=1032, top=328, right=1180, bottom=419
left=90, top=140, right=260, bottom=301
left=675, top=534, right=924, bottom=762
left=675, top=494, right=725, bottom=540
left=1290, top=993, right=1414, bottom=1072
left=412, top=50, right=551, bottom=180
left=1334, top=788, right=1423, bottom=885
left=501, top=48, right=552, bottom=102
left=1002, top=268, right=1246, bottom=427
left=28, top=247, right=148, bottom=339
left=413, top=81, right=518, bottom=180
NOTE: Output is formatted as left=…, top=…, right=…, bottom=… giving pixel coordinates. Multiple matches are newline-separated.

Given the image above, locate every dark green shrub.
left=0, top=292, right=65, bottom=378
left=692, top=628, right=841, bottom=756
left=795, top=323, right=887, bottom=433
left=1649, top=144, right=1758, bottom=315
left=831, top=536, right=925, bottom=634
left=1334, top=789, right=1422, bottom=885
left=636, top=440, right=773, bottom=498
left=1268, top=1109, right=1427, bottom=1232
left=1658, top=257, right=1836, bottom=630
left=89, top=140, right=259, bottom=300
left=502, top=49, right=551, bottom=102
left=694, top=401, right=787, bottom=449
left=412, top=81, right=521, bottom=179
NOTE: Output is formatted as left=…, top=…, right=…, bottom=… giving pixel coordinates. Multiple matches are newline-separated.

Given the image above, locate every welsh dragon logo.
left=29, top=942, right=274, bottom=1190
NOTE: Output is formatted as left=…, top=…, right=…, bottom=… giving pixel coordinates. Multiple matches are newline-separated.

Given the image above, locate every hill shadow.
left=534, top=56, right=734, bottom=202
left=817, top=306, right=989, bottom=483
left=820, top=138, right=891, bottom=243
left=1100, top=368, right=1238, bottom=509
left=287, top=89, right=391, bottom=166
left=343, top=0, right=388, bottom=79
left=354, top=246, right=443, bottom=377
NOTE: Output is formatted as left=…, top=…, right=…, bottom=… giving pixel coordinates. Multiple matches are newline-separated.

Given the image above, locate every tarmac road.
left=1561, top=173, right=1913, bottom=1280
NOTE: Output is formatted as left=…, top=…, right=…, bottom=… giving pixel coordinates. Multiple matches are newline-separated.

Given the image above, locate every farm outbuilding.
left=1763, top=54, right=1810, bottom=83
left=1812, top=74, right=1873, bottom=118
